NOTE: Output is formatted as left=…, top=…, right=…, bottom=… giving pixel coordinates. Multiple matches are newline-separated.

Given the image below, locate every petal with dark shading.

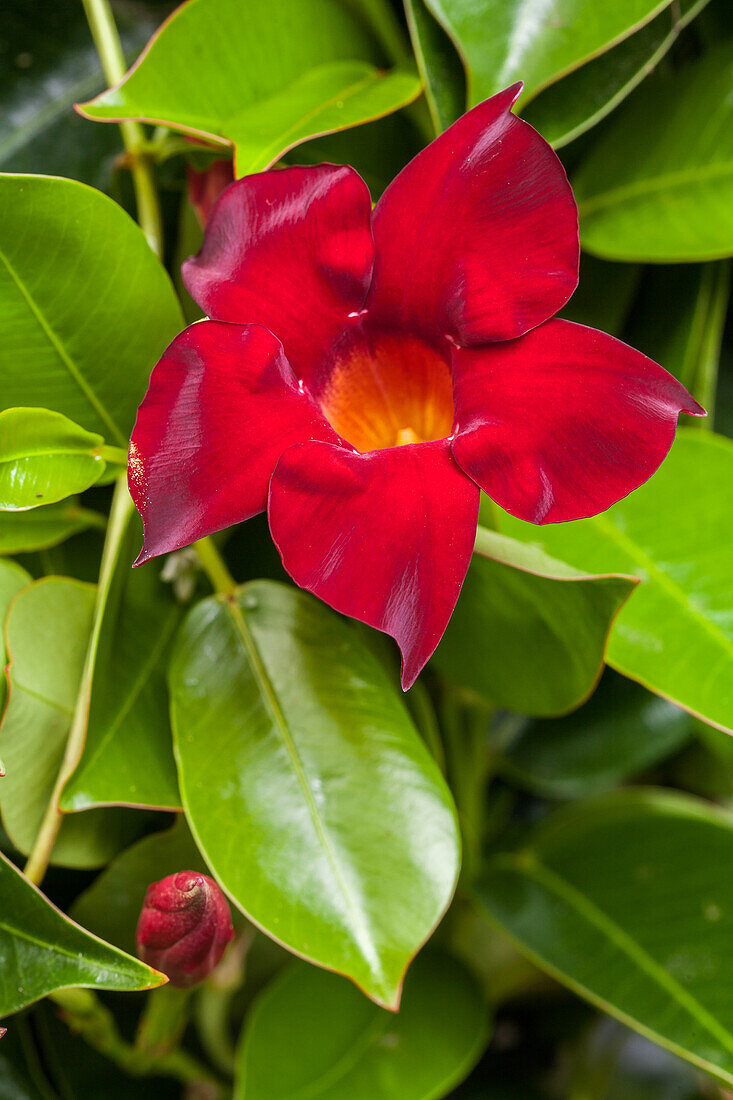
left=268, top=439, right=479, bottom=689
left=129, top=321, right=339, bottom=563
left=365, top=84, right=579, bottom=346
left=450, top=319, right=704, bottom=525
left=182, top=165, right=374, bottom=382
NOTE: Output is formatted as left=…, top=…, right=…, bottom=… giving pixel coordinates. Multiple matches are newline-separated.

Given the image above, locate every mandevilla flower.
left=129, top=85, right=703, bottom=689
left=136, top=871, right=234, bottom=987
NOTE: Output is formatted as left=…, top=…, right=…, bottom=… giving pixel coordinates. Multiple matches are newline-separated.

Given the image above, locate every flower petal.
left=450, top=319, right=705, bottom=524
left=365, top=84, right=579, bottom=345
left=182, top=165, right=374, bottom=381
left=268, top=440, right=479, bottom=689
left=129, top=321, right=339, bottom=563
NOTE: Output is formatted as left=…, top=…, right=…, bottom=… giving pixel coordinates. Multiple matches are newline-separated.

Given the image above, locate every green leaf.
left=503, top=673, right=692, bottom=799
left=60, top=518, right=183, bottom=813
left=499, top=432, right=733, bottom=733
left=169, top=581, right=460, bottom=1010
left=0, top=173, right=183, bottom=445
left=79, top=0, right=422, bottom=178
left=575, top=45, right=733, bottom=261
left=0, top=849, right=162, bottom=1015
left=235, top=952, right=488, bottom=1099
left=523, top=0, right=711, bottom=148
left=477, top=788, right=733, bottom=1086
left=228, top=62, right=421, bottom=177
left=432, top=528, right=636, bottom=716
left=0, top=559, right=31, bottom=715
left=0, top=577, right=150, bottom=867
left=0, top=408, right=108, bottom=510
left=0, top=500, right=104, bottom=555
left=421, top=0, right=679, bottom=107
left=404, top=0, right=465, bottom=133
left=72, top=819, right=205, bottom=956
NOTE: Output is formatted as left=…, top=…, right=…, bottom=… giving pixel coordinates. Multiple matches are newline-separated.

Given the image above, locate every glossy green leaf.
left=170, top=581, right=460, bottom=1010
left=477, top=789, right=733, bottom=1086
left=524, top=0, right=711, bottom=148
left=500, top=432, right=733, bottom=733
left=0, top=849, right=162, bottom=1015
left=0, top=408, right=107, bottom=510
left=80, top=0, right=422, bottom=178
left=72, top=819, right=205, bottom=956
left=0, top=500, right=104, bottom=555
left=0, top=559, right=30, bottom=715
left=433, top=528, right=636, bottom=716
left=624, top=262, right=730, bottom=425
left=575, top=46, right=733, bottom=261
left=61, top=517, right=183, bottom=813
left=235, top=953, right=488, bottom=1100
left=0, top=173, right=183, bottom=445
left=422, top=0, right=678, bottom=107
left=0, top=1, right=160, bottom=187
left=403, top=0, right=465, bottom=132
left=503, top=673, right=692, bottom=799
left=0, top=577, right=150, bottom=867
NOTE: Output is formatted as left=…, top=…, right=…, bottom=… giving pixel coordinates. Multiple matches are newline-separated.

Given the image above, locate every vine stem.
left=24, top=477, right=135, bottom=885
left=194, top=537, right=237, bottom=595
left=81, top=0, right=163, bottom=256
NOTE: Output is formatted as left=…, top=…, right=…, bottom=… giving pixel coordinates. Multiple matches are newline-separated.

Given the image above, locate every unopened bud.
left=136, top=871, right=234, bottom=988
left=187, top=159, right=234, bottom=227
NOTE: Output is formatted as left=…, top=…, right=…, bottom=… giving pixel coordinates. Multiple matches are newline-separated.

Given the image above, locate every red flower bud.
left=136, top=871, right=234, bottom=987
left=187, top=159, right=235, bottom=227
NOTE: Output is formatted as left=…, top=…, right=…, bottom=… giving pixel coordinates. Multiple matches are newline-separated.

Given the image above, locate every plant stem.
left=24, top=476, right=135, bottom=885
left=194, top=537, right=237, bottom=596
left=50, top=989, right=224, bottom=1095
left=81, top=0, right=163, bottom=256
left=99, top=444, right=129, bottom=466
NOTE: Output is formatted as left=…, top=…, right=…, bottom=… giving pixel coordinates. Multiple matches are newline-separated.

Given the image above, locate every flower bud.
left=136, top=871, right=234, bottom=988
left=187, top=159, right=234, bottom=227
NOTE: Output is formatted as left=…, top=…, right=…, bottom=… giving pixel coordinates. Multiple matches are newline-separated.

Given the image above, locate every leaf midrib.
left=226, top=595, right=385, bottom=986
left=579, top=161, right=733, bottom=217
left=0, top=245, right=126, bottom=446
left=500, top=853, right=733, bottom=1059
left=592, top=512, right=733, bottom=659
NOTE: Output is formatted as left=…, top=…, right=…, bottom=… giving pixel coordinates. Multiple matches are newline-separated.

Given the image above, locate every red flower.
left=129, top=85, right=702, bottom=689
left=136, top=871, right=234, bottom=987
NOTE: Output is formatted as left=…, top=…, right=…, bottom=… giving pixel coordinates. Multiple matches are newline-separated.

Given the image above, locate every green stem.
left=135, top=986, right=192, bottom=1059
left=194, top=536, right=237, bottom=595
left=195, top=929, right=254, bottom=1075
left=23, top=476, right=135, bottom=885
left=81, top=0, right=163, bottom=256
left=99, top=444, right=129, bottom=466
left=50, top=989, right=224, bottom=1094
left=690, top=260, right=730, bottom=429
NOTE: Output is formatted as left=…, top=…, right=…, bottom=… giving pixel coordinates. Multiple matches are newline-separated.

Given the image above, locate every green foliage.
left=169, top=581, right=460, bottom=1010
left=2, top=0, right=732, bottom=1095
left=478, top=790, right=733, bottom=1086
left=235, top=953, right=488, bottom=1099
left=433, top=528, right=636, bottom=715
left=0, top=849, right=162, bottom=1015
left=0, top=173, right=182, bottom=443
left=80, top=0, right=422, bottom=176
left=421, top=0, right=681, bottom=106
left=501, top=433, right=733, bottom=733
left=575, top=45, right=733, bottom=260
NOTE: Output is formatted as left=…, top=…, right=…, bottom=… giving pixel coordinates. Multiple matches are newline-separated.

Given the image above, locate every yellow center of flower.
left=319, top=335, right=454, bottom=453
